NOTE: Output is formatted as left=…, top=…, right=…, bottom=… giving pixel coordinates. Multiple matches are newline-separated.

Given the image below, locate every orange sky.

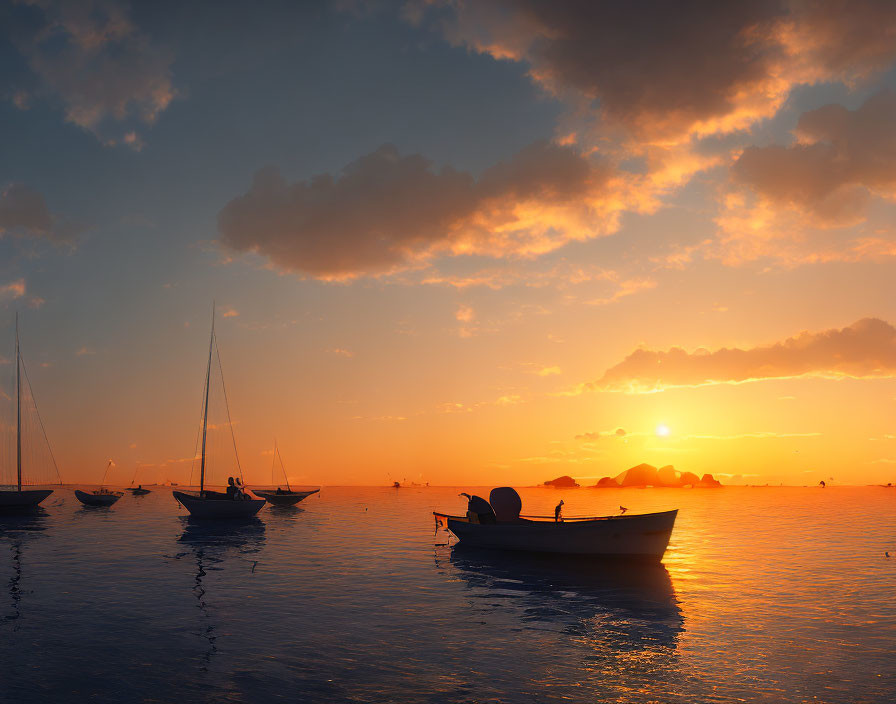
left=1, top=1, right=896, bottom=486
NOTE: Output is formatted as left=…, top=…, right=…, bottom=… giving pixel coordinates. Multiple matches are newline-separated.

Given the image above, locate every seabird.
left=619, top=506, right=628, bottom=514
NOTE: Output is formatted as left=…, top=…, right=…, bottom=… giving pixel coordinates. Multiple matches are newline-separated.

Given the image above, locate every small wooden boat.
left=0, top=314, right=60, bottom=511
left=435, top=487, right=677, bottom=562
left=75, top=461, right=124, bottom=507
left=251, top=441, right=319, bottom=507
left=130, top=487, right=151, bottom=496
left=173, top=305, right=265, bottom=519
left=75, top=488, right=124, bottom=507
left=254, top=488, right=319, bottom=506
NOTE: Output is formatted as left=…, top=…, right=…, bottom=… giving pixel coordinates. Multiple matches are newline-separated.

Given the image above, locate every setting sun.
left=656, top=424, right=671, bottom=437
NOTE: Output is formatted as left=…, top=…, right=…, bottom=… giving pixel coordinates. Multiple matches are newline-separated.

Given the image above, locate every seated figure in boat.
left=276, top=487, right=288, bottom=494
left=226, top=477, right=239, bottom=500
left=460, top=492, right=496, bottom=524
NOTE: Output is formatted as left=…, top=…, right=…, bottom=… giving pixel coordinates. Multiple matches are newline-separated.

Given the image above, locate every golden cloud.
left=218, top=141, right=623, bottom=279
left=411, top=1, right=896, bottom=142
left=595, top=318, right=896, bottom=392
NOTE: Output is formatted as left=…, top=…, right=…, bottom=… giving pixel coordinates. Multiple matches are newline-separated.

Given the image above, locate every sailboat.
left=127, top=466, right=151, bottom=495
left=0, top=314, right=59, bottom=510
left=252, top=440, right=319, bottom=507
left=75, top=460, right=124, bottom=507
left=173, top=306, right=265, bottom=519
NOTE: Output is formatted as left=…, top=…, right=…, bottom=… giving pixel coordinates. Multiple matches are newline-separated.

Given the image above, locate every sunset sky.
left=2, top=0, right=896, bottom=487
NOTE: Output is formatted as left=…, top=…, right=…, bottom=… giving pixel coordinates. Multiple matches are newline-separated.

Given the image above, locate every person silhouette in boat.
left=554, top=499, right=564, bottom=522
left=226, top=477, right=239, bottom=500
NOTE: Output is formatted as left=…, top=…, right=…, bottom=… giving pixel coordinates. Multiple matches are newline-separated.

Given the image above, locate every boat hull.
left=75, top=489, right=123, bottom=507
left=0, top=489, right=54, bottom=510
left=173, top=491, right=265, bottom=518
left=254, top=489, right=319, bottom=506
left=439, top=509, right=677, bottom=561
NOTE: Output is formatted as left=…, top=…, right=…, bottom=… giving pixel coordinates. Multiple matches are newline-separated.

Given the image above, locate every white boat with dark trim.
left=172, top=305, right=265, bottom=519
left=434, top=487, right=677, bottom=561
left=0, top=314, right=60, bottom=511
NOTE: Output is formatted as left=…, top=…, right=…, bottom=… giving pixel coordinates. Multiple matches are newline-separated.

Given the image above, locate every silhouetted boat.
left=0, top=314, right=59, bottom=511
left=128, top=487, right=151, bottom=495
left=75, top=461, right=124, bottom=507
left=435, top=487, right=677, bottom=561
left=252, top=440, right=319, bottom=506
left=173, top=305, right=265, bottom=519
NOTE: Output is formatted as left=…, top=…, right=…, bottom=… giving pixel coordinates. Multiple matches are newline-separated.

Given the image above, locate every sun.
left=655, top=424, right=671, bottom=437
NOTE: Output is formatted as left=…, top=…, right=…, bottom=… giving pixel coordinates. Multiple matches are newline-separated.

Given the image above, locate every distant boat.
left=251, top=440, right=319, bottom=507
left=392, top=481, right=401, bottom=488
left=434, top=487, right=677, bottom=561
left=127, top=467, right=151, bottom=495
left=0, top=314, right=59, bottom=511
left=172, top=305, right=265, bottom=519
left=75, top=460, right=124, bottom=507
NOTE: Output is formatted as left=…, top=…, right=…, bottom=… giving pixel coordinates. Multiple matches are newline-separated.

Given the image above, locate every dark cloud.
left=8, top=0, right=175, bottom=146
left=732, top=91, right=896, bottom=224
left=218, top=141, right=613, bottom=279
left=0, top=182, right=80, bottom=243
left=413, top=1, right=896, bottom=139
left=596, top=318, right=896, bottom=391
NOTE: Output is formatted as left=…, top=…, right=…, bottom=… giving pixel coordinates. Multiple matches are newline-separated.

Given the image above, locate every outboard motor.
left=489, top=487, right=522, bottom=522
left=461, top=493, right=496, bottom=524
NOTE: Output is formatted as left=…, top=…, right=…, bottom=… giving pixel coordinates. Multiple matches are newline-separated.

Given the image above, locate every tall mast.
left=15, top=312, right=21, bottom=492
left=199, top=304, right=215, bottom=494
left=277, top=442, right=291, bottom=492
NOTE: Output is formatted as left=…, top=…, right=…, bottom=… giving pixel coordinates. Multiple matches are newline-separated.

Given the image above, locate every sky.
left=1, top=0, right=896, bottom=487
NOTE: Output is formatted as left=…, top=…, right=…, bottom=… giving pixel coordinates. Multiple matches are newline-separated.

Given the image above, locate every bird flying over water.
left=619, top=506, right=628, bottom=514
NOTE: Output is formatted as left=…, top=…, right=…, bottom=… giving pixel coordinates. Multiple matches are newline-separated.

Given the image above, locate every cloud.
left=220, top=307, right=239, bottom=318
left=594, top=318, right=896, bottom=392
left=10, top=0, right=175, bottom=146
left=0, top=279, right=26, bottom=300
left=218, top=140, right=618, bottom=279
left=732, top=91, right=896, bottom=226
left=329, top=348, right=354, bottom=358
left=454, top=304, right=474, bottom=323
left=536, top=365, right=561, bottom=376
left=0, top=182, right=83, bottom=243
left=412, top=1, right=896, bottom=141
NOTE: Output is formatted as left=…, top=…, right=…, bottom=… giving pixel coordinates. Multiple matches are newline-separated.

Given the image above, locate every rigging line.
left=18, top=356, right=62, bottom=485
left=214, top=333, right=243, bottom=482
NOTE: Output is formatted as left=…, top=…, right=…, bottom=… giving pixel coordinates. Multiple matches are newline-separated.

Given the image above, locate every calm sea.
left=0, top=486, right=893, bottom=703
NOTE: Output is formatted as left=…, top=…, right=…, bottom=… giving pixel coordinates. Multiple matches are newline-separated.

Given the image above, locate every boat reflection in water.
left=441, top=546, right=684, bottom=678
left=0, top=511, right=48, bottom=629
left=177, top=518, right=266, bottom=670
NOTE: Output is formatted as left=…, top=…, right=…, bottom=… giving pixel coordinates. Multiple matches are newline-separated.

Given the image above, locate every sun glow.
left=656, top=424, right=671, bottom=437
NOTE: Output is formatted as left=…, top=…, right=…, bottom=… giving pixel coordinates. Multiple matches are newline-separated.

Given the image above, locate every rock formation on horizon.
left=543, top=475, right=579, bottom=488
left=593, top=464, right=722, bottom=488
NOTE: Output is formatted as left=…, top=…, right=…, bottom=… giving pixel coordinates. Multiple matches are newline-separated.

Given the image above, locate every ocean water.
left=0, top=485, right=893, bottom=704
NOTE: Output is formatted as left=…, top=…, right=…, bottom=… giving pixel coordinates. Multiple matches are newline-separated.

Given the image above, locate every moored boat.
left=251, top=440, right=319, bottom=507
left=75, top=461, right=125, bottom=507
left=254, top=488, right=319, bottom=506
left=173, top=305, right=265, bottom=519
left=75, top=488, right=124, bottom=507
left=0, top=314, right=60, bottom=511
left=435, top=487, right=677, bottom=561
